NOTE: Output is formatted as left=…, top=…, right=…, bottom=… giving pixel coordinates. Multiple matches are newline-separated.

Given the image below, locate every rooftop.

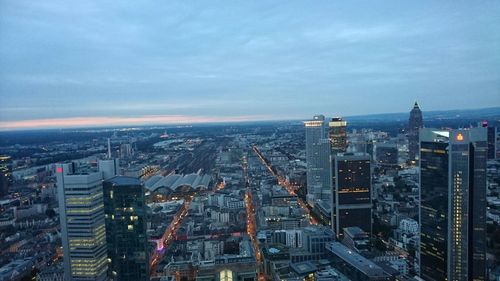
left=106, top=175, right=142, bottom=186
left=145, top=173, right=211, bottom=192
left=343, top=226, right=368, bottom=238
left=291, top=261, right=317, bottom=275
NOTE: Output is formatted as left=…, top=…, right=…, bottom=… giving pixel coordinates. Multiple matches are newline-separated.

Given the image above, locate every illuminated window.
left=219, top=269, right=233, bottom=281
left=127, top=225, right=134, bottom=230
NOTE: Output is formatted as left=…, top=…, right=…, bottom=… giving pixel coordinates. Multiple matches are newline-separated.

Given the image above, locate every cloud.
left=0, top=0, right=499, bottom=128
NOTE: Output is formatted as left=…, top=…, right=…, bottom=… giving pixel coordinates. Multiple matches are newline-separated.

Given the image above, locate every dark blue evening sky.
left=0, top=1, right=499, bottom=129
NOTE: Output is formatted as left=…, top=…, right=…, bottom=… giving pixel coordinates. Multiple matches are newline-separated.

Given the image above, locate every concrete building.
left=98, top=158, right=119, bottom=180
left=398, top=218, right=418, bottom=235
left=342, top=227, right=370, bottom=253
left=56, top=163, right=108, bottom=281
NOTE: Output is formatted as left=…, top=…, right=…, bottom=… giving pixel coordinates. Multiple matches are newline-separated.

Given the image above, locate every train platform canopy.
left=145, top=173, right=212, bottom=192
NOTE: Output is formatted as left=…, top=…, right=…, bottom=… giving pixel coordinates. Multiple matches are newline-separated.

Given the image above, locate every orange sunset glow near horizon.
left=0, top=114, right=278, bottom=131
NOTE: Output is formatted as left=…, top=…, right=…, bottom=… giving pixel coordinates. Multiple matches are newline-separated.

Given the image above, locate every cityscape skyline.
left=0, top=99, right=498, bottom=280
left=1, top=1, right=500, bottom=130
left=0, top=104, right=499, bottom=131
left=0, top=2, right=499, bottom=280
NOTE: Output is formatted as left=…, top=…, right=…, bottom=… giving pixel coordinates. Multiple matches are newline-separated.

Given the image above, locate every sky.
left=0, top=1, right=499, bottom=130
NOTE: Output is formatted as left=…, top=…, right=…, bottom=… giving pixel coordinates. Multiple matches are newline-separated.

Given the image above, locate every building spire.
left=414, top=101, right=420, bottom=109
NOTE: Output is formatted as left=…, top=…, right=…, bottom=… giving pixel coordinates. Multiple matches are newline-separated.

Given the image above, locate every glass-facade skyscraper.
left=0, top=155, right=12, bottom=197
left=56, top=163, right=108, bottom=281
left=333, top=153, right=372, bottom=237
left=328, top=117, right=348, bottom=153
left=304, top=115, right=332, bottom=206
left=487, top=125, right=497, bottom=159
left=328, top=117, right=348, bottom=230
left=103, top=176, right=149, bottom=281
left=419, top=128, right=487, bottom=281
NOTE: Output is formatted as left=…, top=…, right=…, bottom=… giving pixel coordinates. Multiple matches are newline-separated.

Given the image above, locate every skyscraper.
left=56, top=163, right=108, bottom=281
left=333, top=153, right=372, bottom=237
left=408, top=101, right=423, bottom=162
left=98, top=158, right=120, bottom=180
left=485, top=124, right=498, bottom=159
left=304, top=115, right=332, bottom=206
left=419, top=128, right=487, bottom=281
left=328, top=117, right=348, bottom=228
left=328, top=117, right=348, bottom=153
left=0, top=155, right=12, bottom=197
left=103, top=176, right=149, bottom=281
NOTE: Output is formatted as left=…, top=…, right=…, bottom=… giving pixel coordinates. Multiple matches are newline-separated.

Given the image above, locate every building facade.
left=329, top=117, right=348, bottom=227
left=328, top=117, right=348, bottom=153
left=375, top=143, right=398, bottom=166
left=487, top=125, right=497, bottom=159
left=419, top=128, right=487, bottom=281
left=56, top=163, right=108, bottom=281
left=103, top=176, right=149, bottom=281
left=333, top=153, right=372, bottom=237
left=304, top=115, right=332, bottom=206
left=0, top=155, right=12, bottom=197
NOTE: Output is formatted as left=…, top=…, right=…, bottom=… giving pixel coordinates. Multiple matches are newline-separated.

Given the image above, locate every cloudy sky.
left=0, top=1, right=499, bottom=129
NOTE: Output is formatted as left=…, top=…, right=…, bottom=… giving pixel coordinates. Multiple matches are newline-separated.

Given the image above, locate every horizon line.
left=1, top=106, right=499, bottom=132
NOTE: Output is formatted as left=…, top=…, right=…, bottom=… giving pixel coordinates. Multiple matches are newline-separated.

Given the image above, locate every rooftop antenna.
left=107, top=138, right=111, bottom=159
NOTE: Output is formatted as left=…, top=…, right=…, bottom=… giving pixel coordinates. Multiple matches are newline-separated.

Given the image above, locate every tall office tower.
left=332, top=153, right=371, bottom=237
left=56, top=163, right=108, bottom=281
left=419, top=128, right=487, bottom=281
left=408, top=101, right=423, bottom=162
left=328, top=117, right=348, bottom=227
left=103, top=176, right=149, bottom=281
left=328, top=117, right=348, bottom=153
left=486, top=124, right=497, bottom=159
left=0, top=155, right=12, bottom=197
left=304, top=115, right=332, bottom=206
left=120, top=143, right=133, bottom=159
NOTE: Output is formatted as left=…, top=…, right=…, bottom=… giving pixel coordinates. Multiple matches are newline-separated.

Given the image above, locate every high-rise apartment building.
left=56, top=163, right=108, bottom=281
left=103, top=176, right=149, bottom=281
left=408, top=102, right=423, bottom=162
left=304, top=115, right=332, bottom=206
left=419, top=128, right=487, bottom=281
left=333, top=153, right=372, bottom=237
